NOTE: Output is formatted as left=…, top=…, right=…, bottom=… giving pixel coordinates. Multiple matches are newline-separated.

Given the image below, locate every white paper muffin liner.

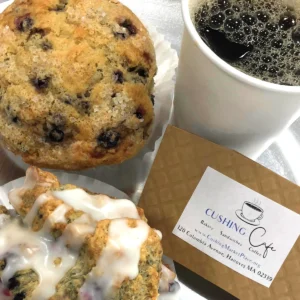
left=2, top=0, right=179, bottom=204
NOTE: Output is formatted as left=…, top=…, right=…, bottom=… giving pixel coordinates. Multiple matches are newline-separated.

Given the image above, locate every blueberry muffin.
left=0, top=0, right=156, bottom=170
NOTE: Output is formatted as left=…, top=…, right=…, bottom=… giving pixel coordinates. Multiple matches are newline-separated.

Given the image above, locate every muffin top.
left=0, top=0, right=156, bottom=170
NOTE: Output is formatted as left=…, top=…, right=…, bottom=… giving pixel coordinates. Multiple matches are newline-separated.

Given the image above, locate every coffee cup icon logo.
left=235, top=201, right=264, bottom=226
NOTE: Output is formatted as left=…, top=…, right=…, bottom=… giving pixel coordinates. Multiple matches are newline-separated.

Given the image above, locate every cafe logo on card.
left=173, top=167, right=300, bottom=288
left=235, top=200, right=263, bottom=226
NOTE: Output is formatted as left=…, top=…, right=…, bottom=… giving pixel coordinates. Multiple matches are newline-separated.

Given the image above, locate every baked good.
left=0, top=218, right=162, bottom=300
left=0, top=0, right=156, bottom=170
left=0, top=167, right=178, bottom=299
left=9, top=167, right=147, bottom=237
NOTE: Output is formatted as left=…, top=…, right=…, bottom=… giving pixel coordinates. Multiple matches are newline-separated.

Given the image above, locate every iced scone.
left=0, top=167, right=179, bottom=300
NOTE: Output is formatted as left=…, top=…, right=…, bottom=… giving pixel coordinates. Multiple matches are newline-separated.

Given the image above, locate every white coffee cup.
left=174, top=0, right=300, bottom=159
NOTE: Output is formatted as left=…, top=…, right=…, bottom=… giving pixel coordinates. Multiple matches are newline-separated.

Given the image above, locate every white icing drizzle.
left=41, top=204, right=96, bottom=251
left=61, top=214, right=96, bottom=251
left=21, top=167, right=40, bottom=190
left=8, top=167, right=55, bottom=210
left=87, top=219, right=150, bottom=297
left=52, top=189, right=140, bottom=221
left=73, top=213, right=95, bottom=225
left=63, top=223, right=95, bottom=251
left=42, top=204, right=71, bottom=233
left=2, top=171, right=179, bottom=299
left=24, top=193, right=53, bottom=227
left=0, top=221, right=78, bottom=300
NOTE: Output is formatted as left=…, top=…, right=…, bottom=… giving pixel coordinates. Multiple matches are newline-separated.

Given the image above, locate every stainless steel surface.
left=0, top=0, right=298, bottom=299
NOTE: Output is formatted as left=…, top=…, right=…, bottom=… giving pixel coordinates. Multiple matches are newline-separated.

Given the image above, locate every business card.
left=173, top=167, right=300, bottom=287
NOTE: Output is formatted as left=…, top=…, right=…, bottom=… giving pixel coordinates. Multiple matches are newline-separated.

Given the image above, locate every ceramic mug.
left=174, top=0, right=300, bottom=159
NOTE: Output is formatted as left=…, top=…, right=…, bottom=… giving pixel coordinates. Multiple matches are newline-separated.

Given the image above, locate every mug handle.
left=258, top=214, right=263, bottom=220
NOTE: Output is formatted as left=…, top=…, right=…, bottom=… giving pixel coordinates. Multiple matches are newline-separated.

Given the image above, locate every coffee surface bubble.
left=194, top=0, right=300, bottom=86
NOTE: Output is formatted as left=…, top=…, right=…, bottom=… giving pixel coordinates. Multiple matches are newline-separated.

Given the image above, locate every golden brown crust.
left=31, top=197, right=64, bottom=231
left=0, top=0, right=156, bottom=170
left=15, top=168, right=60, bottom=217
left=48, top=219, right=162, bottom=299
left=79, top=219, right=162, bottom=300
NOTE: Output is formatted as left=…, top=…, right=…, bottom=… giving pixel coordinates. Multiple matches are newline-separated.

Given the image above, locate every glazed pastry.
left=0, top=219, right=162, bottom=300
left=0, top=167, right=178, bottom=300
left=9, top=167, right=147, bottom=237
left=0, top=0, right=156, bottom=170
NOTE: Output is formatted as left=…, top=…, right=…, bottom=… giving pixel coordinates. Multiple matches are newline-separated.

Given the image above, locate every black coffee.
left=194, top=0, right=300, bottom=85
left=246, top=202, right=261, bottom=212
